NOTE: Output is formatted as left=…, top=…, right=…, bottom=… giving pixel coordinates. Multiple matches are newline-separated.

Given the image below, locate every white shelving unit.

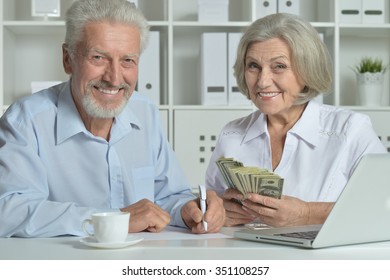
left=2, top=0, right=390, bottom=188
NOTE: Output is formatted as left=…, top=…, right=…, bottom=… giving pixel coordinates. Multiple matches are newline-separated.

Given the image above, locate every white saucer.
left=80, top=235, right=144, bottom=249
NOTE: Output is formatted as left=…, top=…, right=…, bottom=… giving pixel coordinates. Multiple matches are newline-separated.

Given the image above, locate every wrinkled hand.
left=120, top=199, right=170, bottom=233
left=241, top=194, right=310, bottom=227
left=221, top=188, right=256, bottom=227
left=181, top=190, right=225, bottom=233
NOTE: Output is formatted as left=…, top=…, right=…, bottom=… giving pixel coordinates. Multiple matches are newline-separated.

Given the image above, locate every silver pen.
left=198, top=184, right=208, bottom=232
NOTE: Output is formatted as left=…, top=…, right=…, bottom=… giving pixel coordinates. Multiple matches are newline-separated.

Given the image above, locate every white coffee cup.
left=82, top=212, right=130, bottom=243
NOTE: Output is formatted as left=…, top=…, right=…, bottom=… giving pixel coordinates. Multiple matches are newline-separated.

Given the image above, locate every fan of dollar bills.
left=216, top=157, right=284, bottom=199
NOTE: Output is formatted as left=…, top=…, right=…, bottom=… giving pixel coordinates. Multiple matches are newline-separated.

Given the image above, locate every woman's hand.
left=221, top=189, right=256, bottom=226
left=241, top=193, right=334, bottom=227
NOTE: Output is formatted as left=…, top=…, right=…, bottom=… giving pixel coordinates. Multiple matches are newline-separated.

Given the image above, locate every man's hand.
left=120, top=199, right=170, bottom=233
left=181, top=189, right=225, bottom=233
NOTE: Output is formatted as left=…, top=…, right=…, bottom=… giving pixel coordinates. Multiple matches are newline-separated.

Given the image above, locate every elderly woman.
left=205, top=13, right=386, bottom=228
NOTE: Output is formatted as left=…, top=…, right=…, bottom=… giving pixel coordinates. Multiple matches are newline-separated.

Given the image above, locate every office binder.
left=362, top=0, right=385, bottom=24
left=31, top=0, right=60, bottom=17
left=138, top=31, right=160, bottom=105
left=339, top=0, right=362, bottom=23
left=198, top=0, right=229, bottom=22
left=228, top=33, right=251, bottom=106
left=278, top=0, right=300, bottom=15
left=201, top=33, right=228, bottom=105
left=256, top=0, right=277, bottom=18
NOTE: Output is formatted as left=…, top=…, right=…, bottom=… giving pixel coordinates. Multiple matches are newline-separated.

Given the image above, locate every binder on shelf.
left=228, top=33, right=251, bottom=106
left=256, top=0, right=277, bottom=19
left=31, top=0, right=61, bottom=17
left=339, top=0, right=362, bottom=24
left=278, top=0, right=300, bottom=15
left=138, top=31, right=160, bottom=105
left=198, top=0, right=229, bottom=22
left=317, top=1, right=335, bottom=22
left=201, top=33, right=228, bottom=105
left=362, top=0, right=385, bottom=24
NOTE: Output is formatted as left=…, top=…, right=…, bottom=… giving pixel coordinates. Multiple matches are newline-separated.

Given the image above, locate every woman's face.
left=244, top=38, right=305, bottom=117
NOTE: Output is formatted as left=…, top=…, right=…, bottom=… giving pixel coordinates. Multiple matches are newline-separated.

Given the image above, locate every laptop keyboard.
left=276, top=230, right=319, bottom=240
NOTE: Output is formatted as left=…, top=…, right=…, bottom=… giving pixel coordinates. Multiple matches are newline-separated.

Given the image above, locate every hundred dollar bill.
left=229, top=166, right=268, bottom=195
left=216, top=157, right=243, bottom=188
left=253, top=175, right=284, bottom=199
left=216, top=157, right=283, bottom=199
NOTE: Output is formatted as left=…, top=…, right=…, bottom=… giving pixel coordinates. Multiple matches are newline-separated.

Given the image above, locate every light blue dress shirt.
left=0, top=81, right=195, bottom=237
left=206, top=101, right=387, bottom=202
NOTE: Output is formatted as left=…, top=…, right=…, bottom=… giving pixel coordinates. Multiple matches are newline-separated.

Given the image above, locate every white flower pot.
left=356, top=72, right=384, bottom=106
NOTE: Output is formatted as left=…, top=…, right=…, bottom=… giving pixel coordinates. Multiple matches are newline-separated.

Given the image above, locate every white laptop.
left=234, top=153, right=390, bottom=248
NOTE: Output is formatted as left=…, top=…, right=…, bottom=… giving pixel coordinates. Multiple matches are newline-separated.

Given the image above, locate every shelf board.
left=343, top=106, right=390, bottom=112
left=3, top=20, right=169, bottom=26
left=3, top=21, right=64, bottom=35
left=148, top=21, right=169, bottom=27
left=172, top=21, right=251, bottom=27
left=339, top=23, right=390, bottom=29
left=172, top=21, right=336, bottom=28
left=311, top=22, right=336, bottom=28
left=170, top=104, right=390, bottom=112
left=2, top=20, right=335, bottom=29
left=340, top=24, right=390, bottom=37
left=3, top=20, right=65, bottom=26
left=4, top=104, right=390, bottom=114
left=3, top=20, right=168, bottom=33
left=172, top=105, right=253, bottom=111
left=157, top=105, right=170, bottom=110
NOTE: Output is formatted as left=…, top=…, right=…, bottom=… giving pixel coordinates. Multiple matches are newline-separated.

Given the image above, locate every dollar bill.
left=216, top=157, right=243, bottom=189
left=216, top=157, right=283, bottom=199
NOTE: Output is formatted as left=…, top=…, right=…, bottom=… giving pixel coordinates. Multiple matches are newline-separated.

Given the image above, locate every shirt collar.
left=110, top=104, right=142, bottom=143
left=56, top=80, right=142, bottom=144
left=288, top=100, right=320, bottom=147
left=242, top=111, right=268, bottom=144
left=57, top=81, right=86, bottom=144
left=242, top=100, right=320, bottom=147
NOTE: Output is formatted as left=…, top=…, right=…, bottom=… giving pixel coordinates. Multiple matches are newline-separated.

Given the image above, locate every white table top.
left=1, top=227, right=390, bottom=260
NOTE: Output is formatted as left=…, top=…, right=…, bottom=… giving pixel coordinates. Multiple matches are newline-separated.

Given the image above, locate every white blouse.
left=206, top=101, right=387, bottom=202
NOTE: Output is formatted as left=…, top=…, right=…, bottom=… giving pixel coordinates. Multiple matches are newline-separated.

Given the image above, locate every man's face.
left=63, top=21, right=140, bottom=119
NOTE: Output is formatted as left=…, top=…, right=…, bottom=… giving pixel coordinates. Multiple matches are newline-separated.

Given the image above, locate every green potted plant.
left=352, top=57, right=388, bottom=106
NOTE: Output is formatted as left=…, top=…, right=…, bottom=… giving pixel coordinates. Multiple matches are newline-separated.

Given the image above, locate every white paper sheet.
left=130, top=226, right=232, bottom=241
